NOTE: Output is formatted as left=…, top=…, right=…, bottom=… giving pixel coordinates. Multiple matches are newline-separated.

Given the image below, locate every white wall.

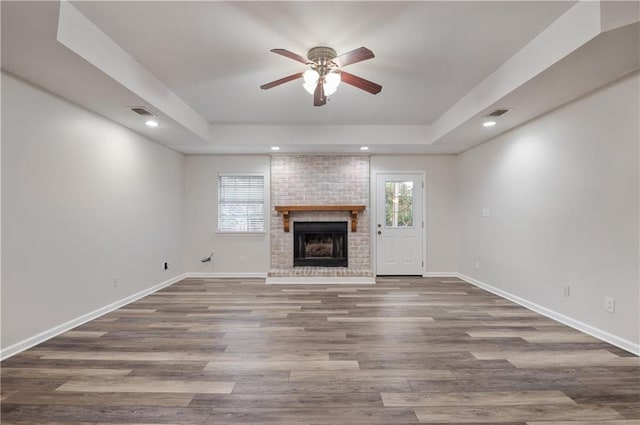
left=370, top=155, right=459, bottom=274
left=1, top=72, right=185, bottom=352
left=458, top=72, right=639, bottom=350
left=183, top=155, right=270, bottom=275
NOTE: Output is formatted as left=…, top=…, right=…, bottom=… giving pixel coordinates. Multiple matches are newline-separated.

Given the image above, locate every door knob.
left=377, top=231, right=382, bottom=235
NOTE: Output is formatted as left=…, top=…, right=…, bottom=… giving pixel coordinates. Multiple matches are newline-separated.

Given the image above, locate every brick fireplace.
left=268, top=155, right=373, bottom=283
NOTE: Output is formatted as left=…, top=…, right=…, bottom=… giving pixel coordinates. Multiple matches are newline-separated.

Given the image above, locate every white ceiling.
left=1, top=1, right=638, bottom=154
left=71, top=1, right=574, bottom=125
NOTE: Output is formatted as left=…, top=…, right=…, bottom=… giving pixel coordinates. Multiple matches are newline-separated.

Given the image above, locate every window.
left=218, top=173, right=265, bottom=232
left=385, top=181, right=414, bottom=227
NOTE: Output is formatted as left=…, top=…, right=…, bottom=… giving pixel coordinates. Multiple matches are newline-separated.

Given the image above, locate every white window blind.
left=218, top=174, right=265, bottom=232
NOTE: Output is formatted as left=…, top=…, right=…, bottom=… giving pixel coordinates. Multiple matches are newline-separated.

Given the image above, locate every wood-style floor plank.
left=289, top=369, right=455, bottom=382
left=467, top=329, right=600, bottom=343
left=526, top=421, right=640, bottom=425
left=56, top=377, right=235, bottom=394
left=414, top=404, right=624, bottom=423
left=381, top=390, right=577, bottom=407
left=3, top=391, right=195, bottom=407
left=0, top=367, right=132, bottom=379
left=472, top=349, right=640, bottom=367
left=205, top=407, right=419, bottom=424
left=204, top=360, right=359, bottom=371
left=2, top=276, right=637, bottom=424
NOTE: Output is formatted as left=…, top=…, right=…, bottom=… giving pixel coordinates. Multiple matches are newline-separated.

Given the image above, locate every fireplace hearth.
left=294, top=221, right=348, bottom=267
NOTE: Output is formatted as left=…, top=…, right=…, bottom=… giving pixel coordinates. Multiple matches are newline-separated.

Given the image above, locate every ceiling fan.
left=260, top=46, right=382, bottom=107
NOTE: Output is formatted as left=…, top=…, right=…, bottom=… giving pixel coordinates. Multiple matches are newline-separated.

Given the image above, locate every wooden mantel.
left=275, top=205, right=366, bottom=232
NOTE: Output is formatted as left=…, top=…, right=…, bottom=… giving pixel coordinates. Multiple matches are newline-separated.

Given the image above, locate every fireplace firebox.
left=293, top=221, right=348, bottom=267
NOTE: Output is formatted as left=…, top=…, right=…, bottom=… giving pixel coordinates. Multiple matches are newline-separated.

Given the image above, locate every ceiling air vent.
left=487, top=108, right=510, bottom=117
left=129, top=107, right=154, bottom=116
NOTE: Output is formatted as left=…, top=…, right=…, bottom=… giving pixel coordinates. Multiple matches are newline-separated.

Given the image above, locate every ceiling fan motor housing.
left=307, top=46, right=337, bottom=64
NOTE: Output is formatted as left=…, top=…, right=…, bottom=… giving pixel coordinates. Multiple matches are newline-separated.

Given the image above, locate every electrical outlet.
left=112, top=277, right=119, bottom=288
left=562, top=285, right=570, bottom=297
left=604, top=297, right=615, bottom=313
left=482, top=208, right=490, bottom=218
left=474, top=260, right=480, bottom=270
left=240, top=255, right=246, bottom=264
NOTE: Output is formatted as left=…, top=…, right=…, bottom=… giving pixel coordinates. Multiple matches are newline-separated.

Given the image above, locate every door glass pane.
left=385, top=181, right=414, bottom=227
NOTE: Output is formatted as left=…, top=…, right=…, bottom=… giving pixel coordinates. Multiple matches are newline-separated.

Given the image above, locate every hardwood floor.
left=2, top=277, right=638, bottom=424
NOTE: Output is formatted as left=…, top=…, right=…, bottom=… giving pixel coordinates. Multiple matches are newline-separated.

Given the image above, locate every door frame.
left=372, top=171, right=427, bottom=277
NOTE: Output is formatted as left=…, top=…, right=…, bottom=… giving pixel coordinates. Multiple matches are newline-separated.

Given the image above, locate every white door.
left=376, top=173, right=424, bottom=275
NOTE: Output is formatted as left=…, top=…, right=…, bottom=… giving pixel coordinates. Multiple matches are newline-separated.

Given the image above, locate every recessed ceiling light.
left=145, top=119, right=159, bottom=127
left=270, top=146, right=280, bottom=151
left=360, top=146, right=369, bottom=151
left=483, top=121, right=496, bottom=127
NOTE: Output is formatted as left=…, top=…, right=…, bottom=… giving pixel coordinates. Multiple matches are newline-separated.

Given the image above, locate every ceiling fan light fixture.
left=324, top=83, right=338, bottom=96
left=303, top=82, right=317, bottom=95
left=326, top=71, right=341, bottom=87
left=303, top=69, right=319, bottom=85
left=303, top=69, right=320, bottom=94
left=324, top=71, right=341, bottom=95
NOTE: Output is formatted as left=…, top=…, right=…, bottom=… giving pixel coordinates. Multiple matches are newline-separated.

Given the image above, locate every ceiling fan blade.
left=271, top=48, right=311, bottom=65
left=314, top=80, right=326, bottom=106
left=334, top=47, right=374, bottom=67
left=340, top=71, right=382, bottom=95
left=260, top=72, right=303, bottom=90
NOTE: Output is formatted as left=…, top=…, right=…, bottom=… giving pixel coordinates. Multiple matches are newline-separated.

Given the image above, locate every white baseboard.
left=423, top=272, right=459, bottom=277
left=266, top=276, right=376, bottom=285
left=185, top=272, right=267, bottom=279
left=457, top=273, right=640, bottom=356
left=0, top=273, right=187, bottom=361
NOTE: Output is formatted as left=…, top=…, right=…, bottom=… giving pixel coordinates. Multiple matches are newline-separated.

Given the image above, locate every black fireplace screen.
left=293, top=221, right=348, bottom=267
